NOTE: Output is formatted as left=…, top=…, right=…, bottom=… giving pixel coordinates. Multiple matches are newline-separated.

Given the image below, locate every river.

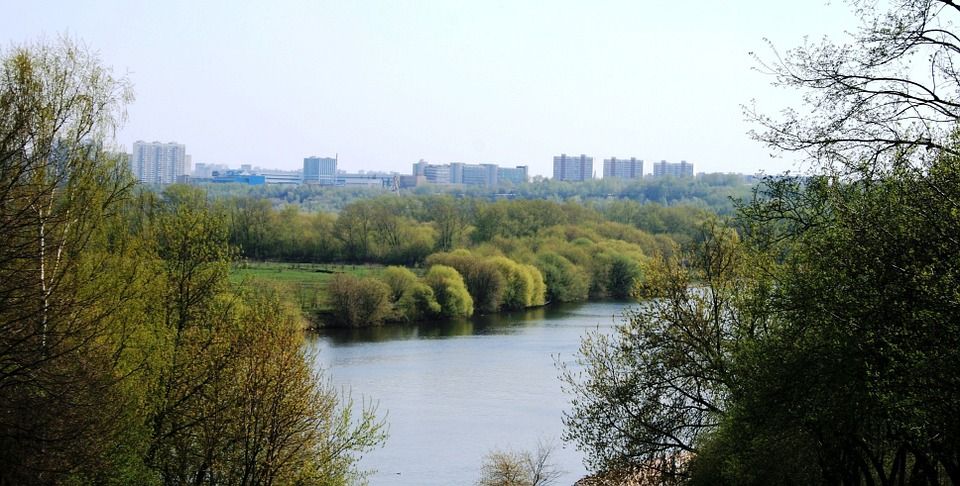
left=307, top=301, right=634, bottom=485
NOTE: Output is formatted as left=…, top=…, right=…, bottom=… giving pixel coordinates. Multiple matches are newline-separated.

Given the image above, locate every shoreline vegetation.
left=233, top=260, right=632, bottom=330
left=221, top=193, right=737, bottom=330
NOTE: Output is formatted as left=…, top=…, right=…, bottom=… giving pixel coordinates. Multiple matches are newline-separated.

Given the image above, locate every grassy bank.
left=231, top=261, right=391, bottom=313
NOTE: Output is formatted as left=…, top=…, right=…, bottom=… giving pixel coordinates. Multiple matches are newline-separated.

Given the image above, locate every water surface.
left=308, top=301, right=633, bottom=485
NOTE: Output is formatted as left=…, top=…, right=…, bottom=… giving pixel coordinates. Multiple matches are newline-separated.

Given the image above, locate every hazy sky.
left=5, top=1, right=857, bottom=176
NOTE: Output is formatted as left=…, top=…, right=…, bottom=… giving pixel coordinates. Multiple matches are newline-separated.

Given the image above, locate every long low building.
left=412, top=160, right=528, bottom=186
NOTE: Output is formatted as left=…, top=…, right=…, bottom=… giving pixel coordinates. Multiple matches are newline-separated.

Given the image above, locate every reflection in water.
left=312, top=303, right=621, bottom=345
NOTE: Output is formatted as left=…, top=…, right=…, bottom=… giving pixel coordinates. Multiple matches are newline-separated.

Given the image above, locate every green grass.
left=231, top=261, right=385, bottom=283
left=230, top=261, right=390, bottom=313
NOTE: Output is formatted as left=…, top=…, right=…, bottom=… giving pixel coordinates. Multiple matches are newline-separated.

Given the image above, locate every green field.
left=231, top=261, right=390, bottom=313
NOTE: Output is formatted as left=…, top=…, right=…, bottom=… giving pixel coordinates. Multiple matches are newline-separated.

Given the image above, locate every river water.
left=307, top=301, right=634, bottom=486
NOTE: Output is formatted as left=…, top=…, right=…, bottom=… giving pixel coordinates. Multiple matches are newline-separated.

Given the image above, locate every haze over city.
left=4, top=1, right=856, bottom=176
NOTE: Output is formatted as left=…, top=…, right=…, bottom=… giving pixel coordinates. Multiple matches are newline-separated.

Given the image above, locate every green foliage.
left=692, top=164, right=960, bottom=485
left=488, top=256, right=543, bottom=309
left=0, top=37, right=149, bottom=483
left=0, top=39, right=393, bottom=484
left=379, top=266, right=442, bottom=321
left=324, top=273, right=393, bottom=327
left=396, top=281, right=442, bottom=322
left=427, top=250, right=505, bottom=314
left=202, top=173, right=753, bottom=216
left=604, top=255, right=642, bottom=299
left=560, top=223, right=752, bottom=481
left=380, top=265, right=420, bottom=303
left=424, top=264, right=474, bottom=318
left=563, top=160, right=960, bottom=484
left=534, top=252, right=589, bottom=303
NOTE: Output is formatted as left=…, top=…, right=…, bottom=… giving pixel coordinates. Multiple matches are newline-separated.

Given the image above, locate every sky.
left=4, top=1, right=858, bottom=177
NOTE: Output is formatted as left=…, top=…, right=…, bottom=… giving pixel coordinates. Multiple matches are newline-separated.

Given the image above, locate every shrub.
left=423, top=265, right=474, bottom=318
left=427, top=251, right=504, bottom=314
left=324, top=273, right=392, bottom=327
left=534, top=252, right=589, bottom=303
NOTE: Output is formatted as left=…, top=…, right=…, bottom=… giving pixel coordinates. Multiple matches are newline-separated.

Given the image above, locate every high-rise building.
left=130, top=141, right=188, bottom=184
left=651, top=160, right=694, bottom=178
left=303, top=156, right=337, bottom=184
left=553, top=154, right=593, bottom=181
left=603, top=157, right=644, bottom=179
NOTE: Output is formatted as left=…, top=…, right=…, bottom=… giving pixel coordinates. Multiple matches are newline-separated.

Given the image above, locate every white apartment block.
left=131, top=141, right=188, bottom=184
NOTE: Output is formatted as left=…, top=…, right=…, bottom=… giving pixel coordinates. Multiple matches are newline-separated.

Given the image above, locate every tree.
left=748, top=0, right=960, bottom=177
left=476, top=441, right=561, bottom=486
left=396, top=281, right=442, bottom=322
left=137, top=185, right=244, bottom=484
left=694, top=166, right=960, bottom=485
left=605, top=254, right=641, bottom=300
left=423, top=196, right=466, bottom=251
left=381, top=266, right=420, bottom=304
left=560, top=224, right=759, bottom=483
left=427, top=251, right=505, bottom=314
left=324, top=273, right=392, bottom=327
left=534, top=252, right=589, bottom=303
left=333, top=201, right=374, bottom=261
left=488, top=256, right=545, bottom=310
left=0, top=38, right=388, bottom=485
left=423, top=264, right=474, bottom=318
left=725, top=2, right=960, bottom=481
left=191, top=283, right=387, bottom=486
left=228, top=197, right=274, bottom=260
left=0, top=38, right=148, bottom=483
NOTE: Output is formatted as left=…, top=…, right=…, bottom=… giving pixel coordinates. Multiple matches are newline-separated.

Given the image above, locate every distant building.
left=458, top=163, right=498, bottom=186
left=336, top=173, right=392, bottom=187
left=603, top=157, right=644, bottom=179
left=130, top=141, right=188, bottom=184
left=553, top=154, right=593, bottom=181
left=193, top=162, right=229, bottom=179
left=412, top=160, right=448, bottom=184
left=303, top=156, right=337, bottom=184
left=497, top=165, right=528, bottom=185
left=651, top=160, right=694, bottom=178
left=413, top=160, right=526, bottom=186
left=212, top=171, right=266, bottom=185
left=259, top=170, right=303, bottom=184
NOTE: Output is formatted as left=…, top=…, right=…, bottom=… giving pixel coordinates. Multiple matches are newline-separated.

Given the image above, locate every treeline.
left=202, top=172, right=753, bottom=213
left=1, top=40, right=384, bottom=485
left=218, top=195, right=707, bottom=322
left=221, top=195, right=711, bottom=266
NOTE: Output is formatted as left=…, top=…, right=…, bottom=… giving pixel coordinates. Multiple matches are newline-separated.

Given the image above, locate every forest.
left=200, top=172, right=753, bottom=214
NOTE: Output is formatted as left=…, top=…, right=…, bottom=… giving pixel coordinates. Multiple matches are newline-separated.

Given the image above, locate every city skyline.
left=5, top=2, right=858, bottom=177
left=186, top=153, right=704, bottom=186
left=182, top=149, right=698, bottom=179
